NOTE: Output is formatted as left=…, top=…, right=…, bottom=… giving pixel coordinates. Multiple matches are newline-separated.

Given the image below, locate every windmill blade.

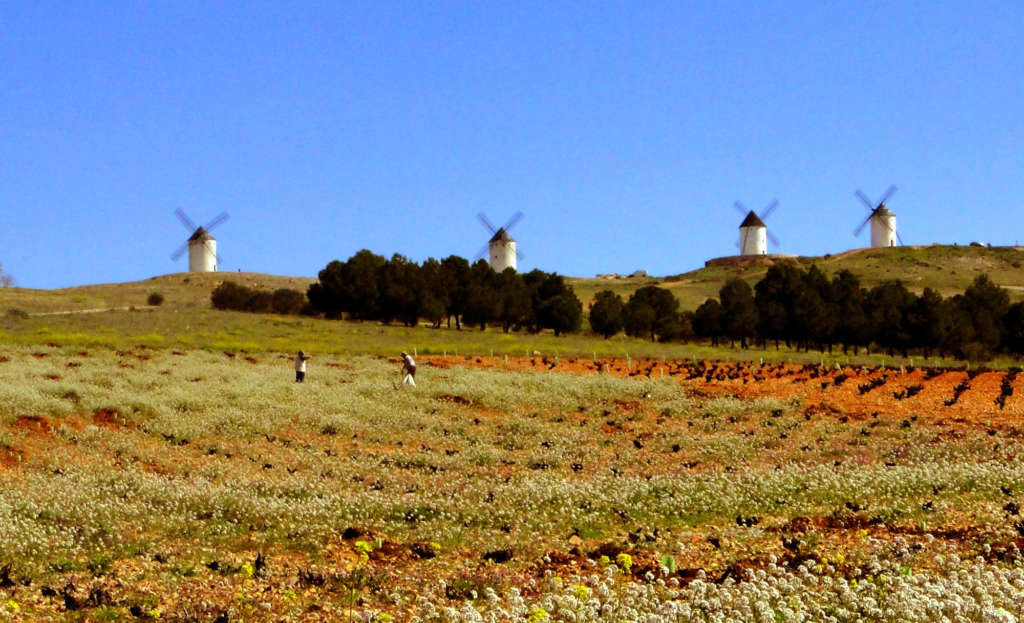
left=515, top=249, right=525, bottom=260
left=477, top=213, right=497, bottom=234
left=853, top=214, right=872, bottom=237
left=204, top=212, right=229, bottom=232
left=474, top=242, right=490, bottom=260
left=855, top=190, right=874, bottom=211
left=170, top=241, right=189, bottom=261
left=895, top=231, right=904, bottom=246
left=877, top=185, right=897, bottom=206
left=734, top=201, right=749, bottom=216
left=174, top=208, right=197, bottom=232
left=502, top=211, right=524, bottom=232
left=767, top=230, right=780, bottom=247
left=760, top=200, right=779, bottom=221
left=739, top=228, right=749, bottom=251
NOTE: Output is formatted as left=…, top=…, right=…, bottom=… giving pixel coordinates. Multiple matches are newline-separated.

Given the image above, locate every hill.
left=0, top=271, right=314, bottom=314
left=569, top=244, right=1024, bottom=309
left=3, top=245, right=1024, bottom=317
left=1, top=245, right=1022, bottom=366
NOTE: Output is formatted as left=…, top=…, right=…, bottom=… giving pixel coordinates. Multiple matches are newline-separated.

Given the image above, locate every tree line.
left=213, top=251, right=1023, bottom=361
left=590, top=263, right=1024, bottom=360
left=305, top=250, right=583, bottom=335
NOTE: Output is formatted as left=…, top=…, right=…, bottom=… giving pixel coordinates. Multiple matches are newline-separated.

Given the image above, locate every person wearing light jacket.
left=400, top=352, right=416, bottom=386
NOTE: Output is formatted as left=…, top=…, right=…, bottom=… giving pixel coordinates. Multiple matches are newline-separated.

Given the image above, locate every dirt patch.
left=13, top=415, right=54, bottom=435
left=93, top=408, right=131, bottom=430
left=424, top=356, right=1024, bottom=427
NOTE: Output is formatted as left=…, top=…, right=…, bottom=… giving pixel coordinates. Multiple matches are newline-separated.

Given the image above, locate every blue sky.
left=2, top=1, right=1022, bottom=289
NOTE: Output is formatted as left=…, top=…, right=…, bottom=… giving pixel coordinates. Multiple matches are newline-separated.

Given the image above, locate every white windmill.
left=853, top=185, right=900, bottom=248
left=476, top=211, right=524, bottom=272
left=170, top=209, right=229, bottom=272
left=733, top=200, right=780, bottom=256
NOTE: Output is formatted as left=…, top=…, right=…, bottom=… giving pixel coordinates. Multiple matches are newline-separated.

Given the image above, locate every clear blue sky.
left=2, top=1, right=1023, bottom=289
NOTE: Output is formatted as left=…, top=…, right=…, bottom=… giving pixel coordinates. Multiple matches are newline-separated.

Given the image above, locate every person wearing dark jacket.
left=294, top=350, right=311, bottom=382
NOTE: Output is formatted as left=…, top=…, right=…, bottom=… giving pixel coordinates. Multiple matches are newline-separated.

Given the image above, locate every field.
left=3, top=345, right=1024, bottom=621
left=2, top=248, right=1024, bottom=621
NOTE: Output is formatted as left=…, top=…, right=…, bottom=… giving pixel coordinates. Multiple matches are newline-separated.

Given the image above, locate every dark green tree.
left=545, top=292, right=583, bottom=336
left=306, top=249, right=387, bottom=320
left=378, top=254, right=421, bottom=326
left=588, top=290, right=625, bottom=338
left=831, top=270, right=869, bottom=354
left=624, top=286, right=679, bottom=341
left=462, top=260, right=499, bottom=330
left=496, top=268, right=531, bottom=333
left=906, top=287, right=947, bottom=358
left=693, top=298, right=725, bottom=346
left=865, top=281, right=915, bottom=357
left=956, top=274, right=1009, bottom=357
left=719, top=278, right=757, bottom=348
left=439, top=256, right=471, bottom=329
left=754, top=263, right=804, bottom=349
left=1002, top=302, right=1024, bottom=355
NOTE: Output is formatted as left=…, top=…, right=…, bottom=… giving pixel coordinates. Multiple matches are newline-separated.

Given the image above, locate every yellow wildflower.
left=6, top=599, right=19, bottom=613
left=573, top=584, right=591, bottom=600
left=527, top=607, right=549, bottom=622
left=616, top=552, right=633, bottom=573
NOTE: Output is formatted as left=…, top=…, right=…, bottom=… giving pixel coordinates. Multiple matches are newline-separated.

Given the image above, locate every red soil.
left=423, top=356, right=1024, bottom=426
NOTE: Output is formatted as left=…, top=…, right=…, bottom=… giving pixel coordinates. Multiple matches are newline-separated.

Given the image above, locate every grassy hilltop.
left=569, top=244, right=1024, bottom=309
left=1, top=245, right=1023, bottom=364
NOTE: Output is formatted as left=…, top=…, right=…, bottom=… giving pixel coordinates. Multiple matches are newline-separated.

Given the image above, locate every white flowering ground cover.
left=1, top=345, right=1024, bottom=621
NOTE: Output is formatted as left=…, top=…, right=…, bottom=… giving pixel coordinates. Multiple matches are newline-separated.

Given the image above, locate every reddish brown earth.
left=425, top=355, right=1024, bottom=426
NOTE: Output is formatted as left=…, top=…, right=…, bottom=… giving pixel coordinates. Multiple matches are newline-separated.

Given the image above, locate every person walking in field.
left=400, top=351, right=416, bottom=387
left=294, top=350, right=311, bottom=382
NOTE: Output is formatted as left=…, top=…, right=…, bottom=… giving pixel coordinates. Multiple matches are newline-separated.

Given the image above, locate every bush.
left=211, top=281, right=253, bottom=311
left=271, top=288, right=306, bottom=315
left=147, top=292, right=165, bottom=306
left=246, top=291, right=273, bottom=313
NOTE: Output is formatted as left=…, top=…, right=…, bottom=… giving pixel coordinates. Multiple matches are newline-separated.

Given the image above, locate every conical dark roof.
left=188, top=226, right=214, bottom=242
left=739, top=211, right=766, bottom=228
left=873, top=204, right=893, bottom=217
left=489, top=228, right=514, bottom=243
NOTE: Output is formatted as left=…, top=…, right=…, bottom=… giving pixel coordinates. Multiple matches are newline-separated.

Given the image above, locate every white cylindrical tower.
left=870, top=207, right=897, bottom=248
left=738, top=211, right=767, bottom=256
left=488, top=230, right=517, bottom=272
left=187, top=228, right=217, bottom=272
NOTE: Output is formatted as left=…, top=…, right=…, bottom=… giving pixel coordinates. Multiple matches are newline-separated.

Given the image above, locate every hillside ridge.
left=2, top=245, right=1024, bottom=315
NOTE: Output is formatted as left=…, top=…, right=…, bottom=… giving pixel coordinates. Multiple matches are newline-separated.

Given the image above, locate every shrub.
left=5, top=308, right=28, bottom=320
left=147, top=292, right=165, bottom=306
left=271, top=288, right=306, bottom=315
left=211, top=281, right=253, bottom=311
